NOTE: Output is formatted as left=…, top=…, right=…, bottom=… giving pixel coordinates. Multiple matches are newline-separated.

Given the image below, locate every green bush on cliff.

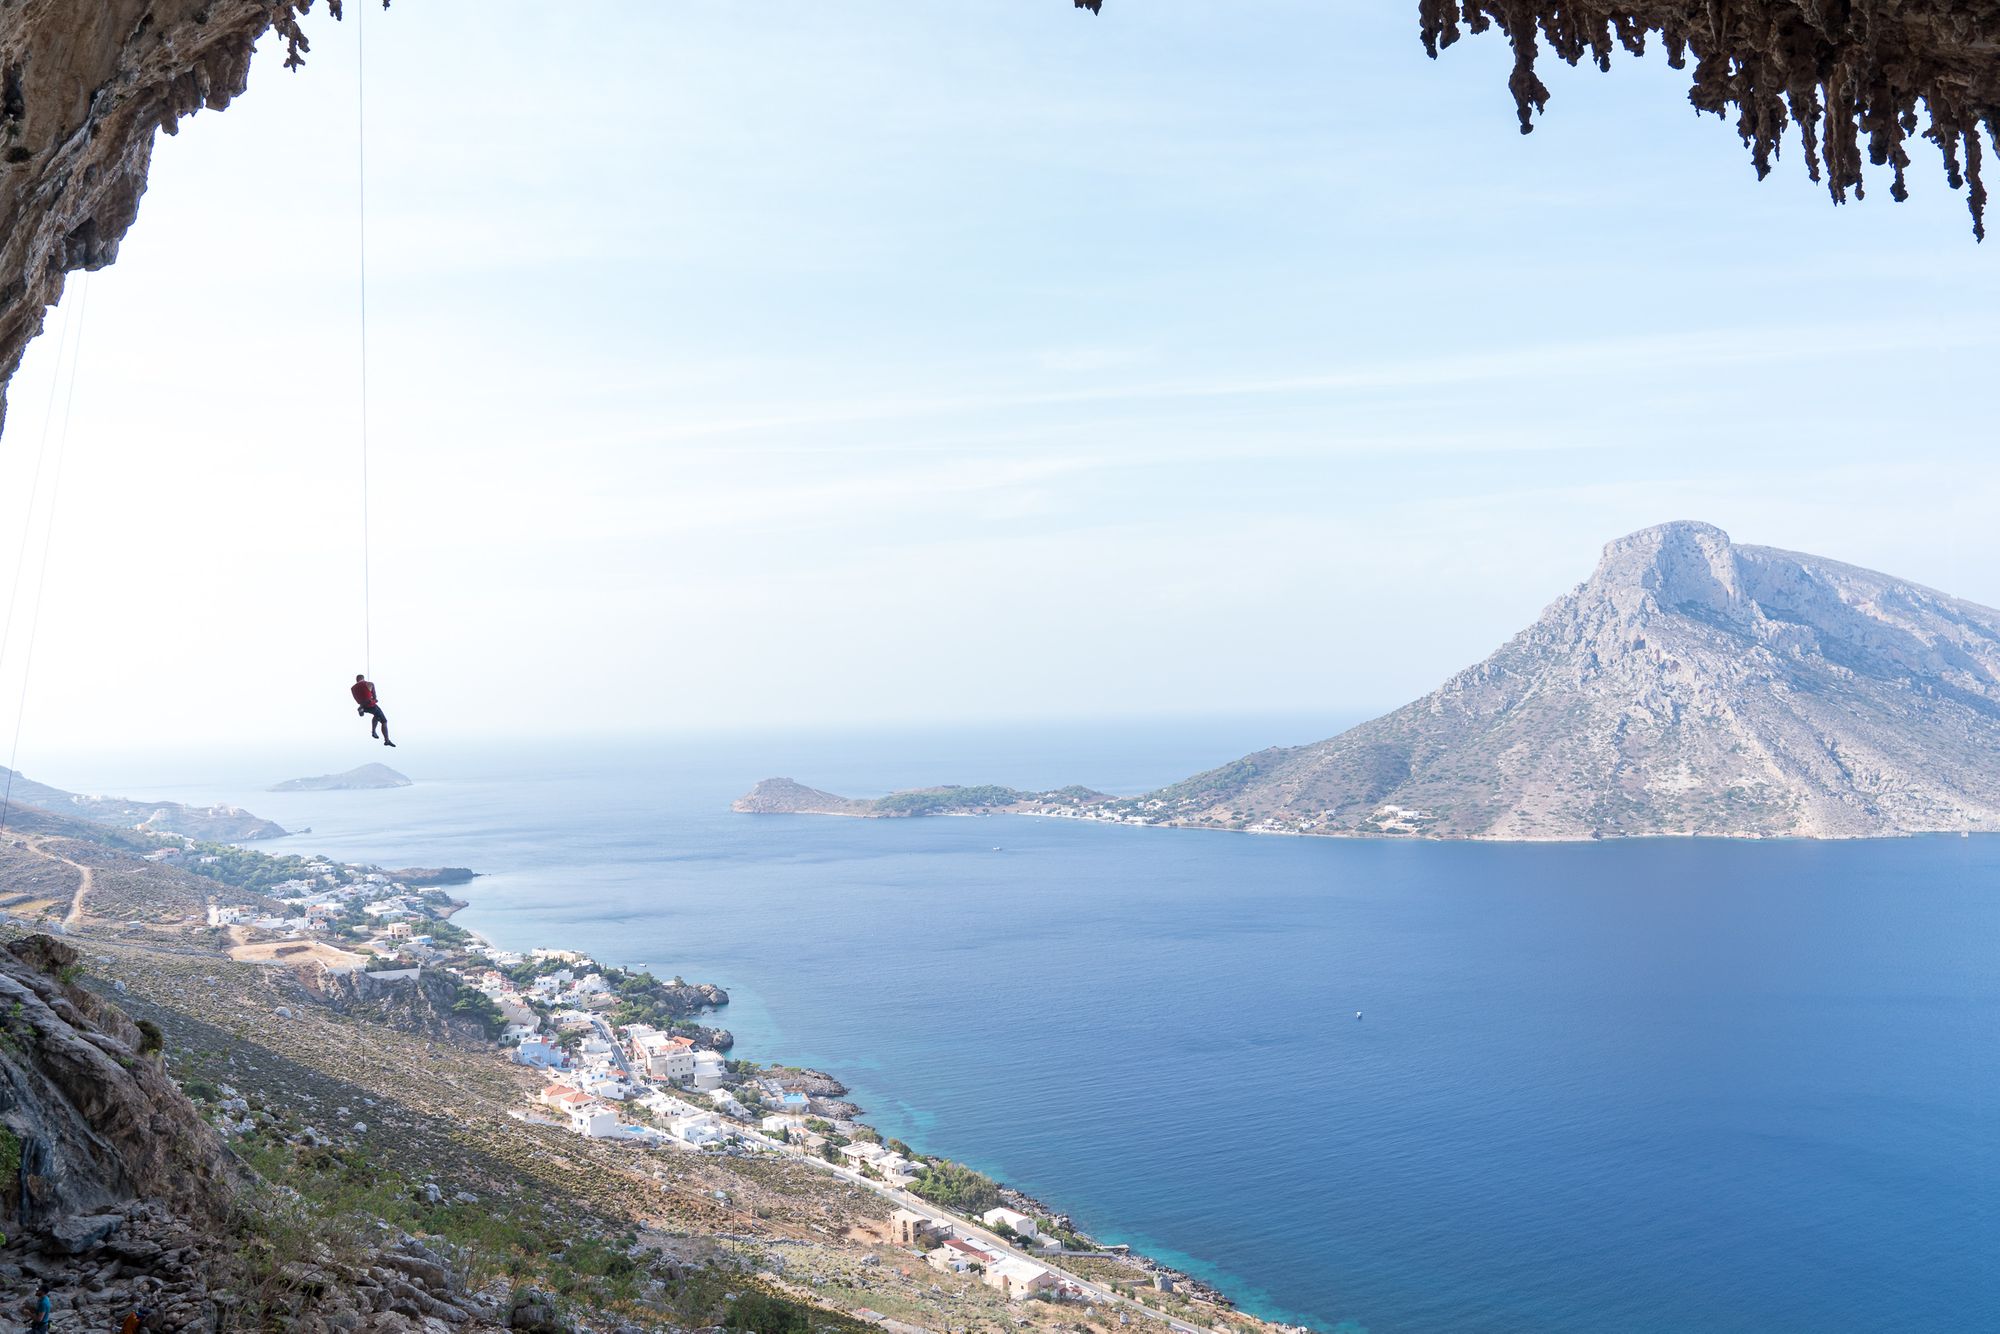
left=450, top=987, right=506, bottom=1038
left=725, top=1290, right=816, bottom=1334
left=909, top=1159, right=1001, bottom=1215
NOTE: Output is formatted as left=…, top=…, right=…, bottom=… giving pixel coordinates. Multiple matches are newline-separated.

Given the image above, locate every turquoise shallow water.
left=53, top=725, right=2000, bottom=1333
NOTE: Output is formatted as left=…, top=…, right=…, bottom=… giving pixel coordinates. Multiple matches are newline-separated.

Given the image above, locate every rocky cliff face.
left=1155, top=521, right=2000, bottom=838
left=1418, top=3, right=2000, bottom=236
left=290, top=963, right=498, bottom=1044
left=0, top=933, right=232, bottom=1236
left=0, top=1, right=360, bottom=432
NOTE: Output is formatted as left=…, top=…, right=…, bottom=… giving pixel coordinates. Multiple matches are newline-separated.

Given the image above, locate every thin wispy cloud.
left=0, top=0, right=1992, bottom=752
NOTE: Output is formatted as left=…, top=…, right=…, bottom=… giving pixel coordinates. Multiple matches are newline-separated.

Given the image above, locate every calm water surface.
left=47, top=725, right=2000, bottom=1333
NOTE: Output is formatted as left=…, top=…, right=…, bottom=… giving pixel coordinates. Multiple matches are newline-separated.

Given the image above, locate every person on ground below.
left=351, top=673, right=396, bottom=747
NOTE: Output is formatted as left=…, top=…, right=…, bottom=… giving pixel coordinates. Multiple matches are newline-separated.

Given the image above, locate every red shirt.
left=351, top=680, right=378, bottom=709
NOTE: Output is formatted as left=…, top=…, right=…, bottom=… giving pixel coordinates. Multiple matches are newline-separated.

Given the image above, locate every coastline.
left=435, top=878, right=1286, bottom=1330
left=751, top=803, right=1989, bottom=844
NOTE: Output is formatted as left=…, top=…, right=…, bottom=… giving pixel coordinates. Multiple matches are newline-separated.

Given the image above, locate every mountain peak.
left=1588, top=520, right=1746, bottom=613
left=1149, top=526, right=2000, bottom=839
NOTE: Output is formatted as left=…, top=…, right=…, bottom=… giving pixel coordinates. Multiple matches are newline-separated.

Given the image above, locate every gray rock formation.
left=0, top=2, right=376, bottom=432
left=1151, top=521, right=2000, bottom=838
left=733, top=778, right=876, bottom=817
left=288, top=963, right=498, bottom=1044
left=0, top=934, right=232, bottom=1234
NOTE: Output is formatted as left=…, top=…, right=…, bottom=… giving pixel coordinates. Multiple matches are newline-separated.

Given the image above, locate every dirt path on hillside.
left=39, top=839, right=98, bottom=929
left=14, top=836, right=98, bottom=928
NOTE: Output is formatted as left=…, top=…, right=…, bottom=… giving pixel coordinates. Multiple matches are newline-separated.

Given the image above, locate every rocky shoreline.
left=442, top=907, right=1262, bottom=1322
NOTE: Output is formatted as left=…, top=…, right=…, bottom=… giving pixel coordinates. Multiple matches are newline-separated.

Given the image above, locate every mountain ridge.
left=738, top=522, right=2000, bottom=841
left=0, top=766, right=288, bottom=841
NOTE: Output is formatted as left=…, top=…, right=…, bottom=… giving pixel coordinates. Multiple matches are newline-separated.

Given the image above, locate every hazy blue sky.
left=1, top=1, right=1996, bottom=760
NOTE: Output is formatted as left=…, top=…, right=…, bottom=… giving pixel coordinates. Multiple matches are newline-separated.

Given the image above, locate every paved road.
left=590, top=1015, right=636, bottom=1080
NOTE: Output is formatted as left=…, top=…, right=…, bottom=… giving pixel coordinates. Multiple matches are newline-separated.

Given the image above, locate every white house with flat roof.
left=672, top=1115, right=727, bottom=1147
left=691, top=1051, right=728, bottom=1090
left=981, top=1207, right=1039, bottom=1238
left=512, top=1039, right=565, bottom=1069
left=567, top=1105, right=620, bottom=1138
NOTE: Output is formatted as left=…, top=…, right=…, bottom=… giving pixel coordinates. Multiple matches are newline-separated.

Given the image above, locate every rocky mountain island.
left=741, top=522, right=2000, bottom=840
left=270, top=763, right=413, bottom=792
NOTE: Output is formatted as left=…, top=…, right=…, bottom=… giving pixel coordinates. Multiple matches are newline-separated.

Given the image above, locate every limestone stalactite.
left=1086, top=1, right=2000, bottom=238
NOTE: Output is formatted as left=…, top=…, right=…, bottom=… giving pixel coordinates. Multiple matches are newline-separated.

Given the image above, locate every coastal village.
left=116, top=833, right=1274, bottom=1334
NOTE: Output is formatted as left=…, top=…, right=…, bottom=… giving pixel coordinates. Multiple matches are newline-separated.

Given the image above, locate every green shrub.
left=908, top=1159, right=1001, bottom=1215
left=724, top=1290, right=814, bottom=1334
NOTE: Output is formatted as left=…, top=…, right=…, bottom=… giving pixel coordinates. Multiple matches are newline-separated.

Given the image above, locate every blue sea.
left=41, top=721, right=2000, bottom=1333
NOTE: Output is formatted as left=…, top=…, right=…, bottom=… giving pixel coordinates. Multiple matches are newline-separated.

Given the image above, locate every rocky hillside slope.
left=0, top=933, right=232, bottom=1230
left=1150, top=521, right=2000, bottom=839
left=0, top=932, right=244, bottom=1328
left=0, top=929, right=578, bottom=1332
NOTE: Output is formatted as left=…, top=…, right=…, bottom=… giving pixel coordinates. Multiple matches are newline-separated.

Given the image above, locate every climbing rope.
left=0, top=272, right=91, bottom=839
left=0, top=292, right=74, bottom=676
left=356, top=0, right=374, bottom=678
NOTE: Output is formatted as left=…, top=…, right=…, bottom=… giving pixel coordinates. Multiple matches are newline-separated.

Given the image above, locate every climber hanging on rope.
left=350, top=674, right=396, bottom=747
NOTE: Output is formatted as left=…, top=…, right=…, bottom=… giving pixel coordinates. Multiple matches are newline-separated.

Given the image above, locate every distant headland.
left=0, top=764, right=288, bottom=841
left=734, top=778, right=1114, bottom=821
left=270, top=763, right=413, bottom=793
